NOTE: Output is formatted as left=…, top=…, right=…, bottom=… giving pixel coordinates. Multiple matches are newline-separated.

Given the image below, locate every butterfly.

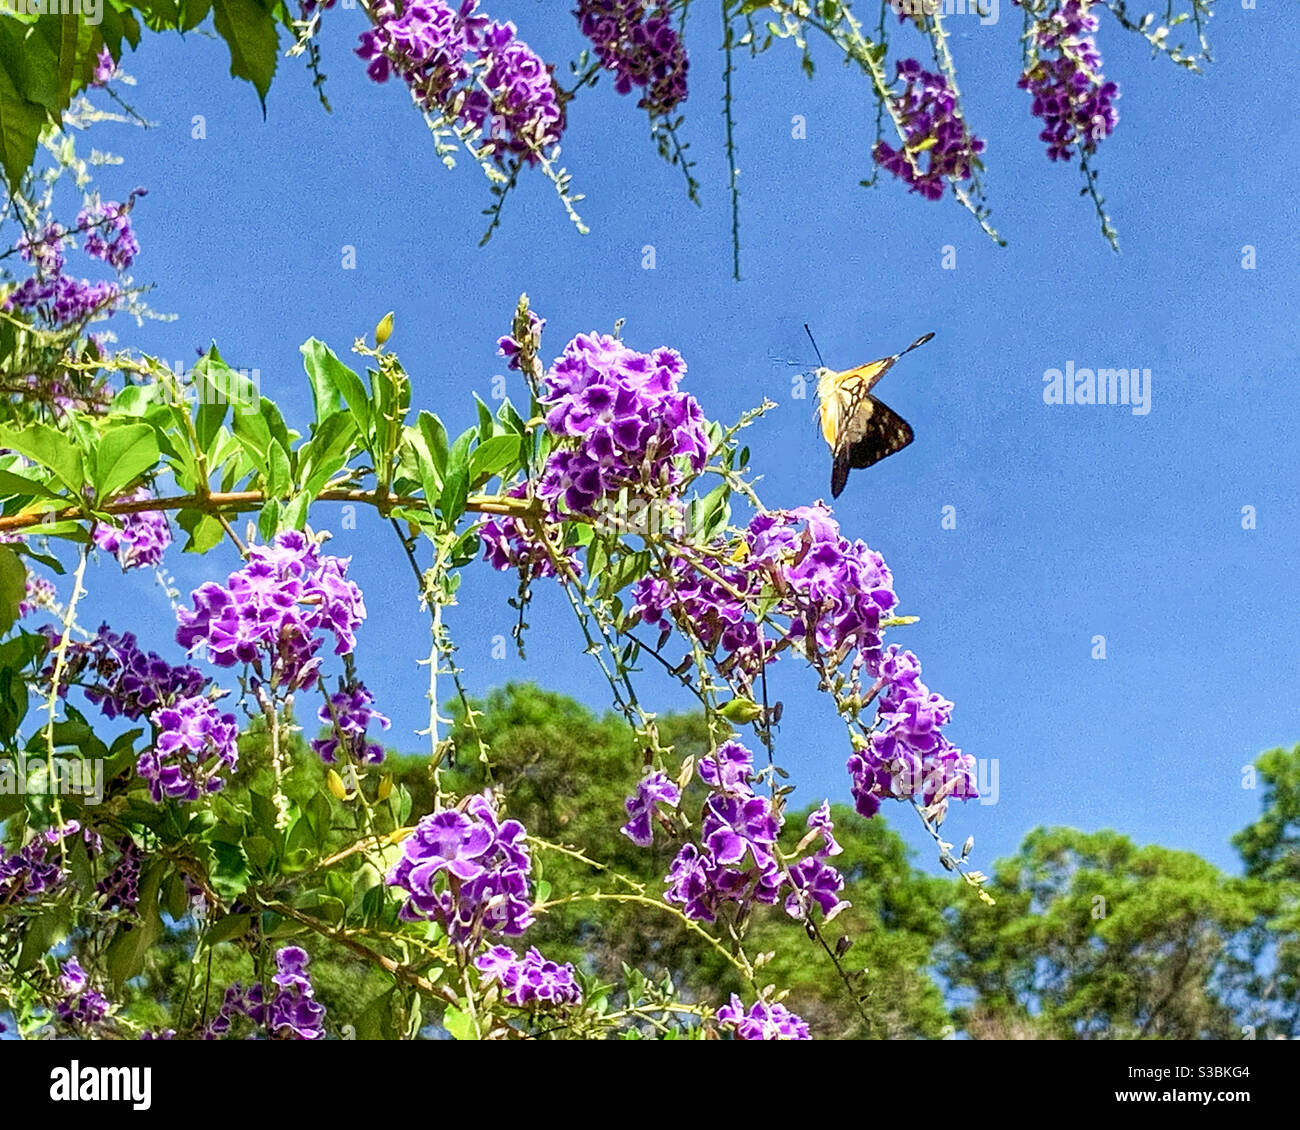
left=810, top=328, right=935, bottom=498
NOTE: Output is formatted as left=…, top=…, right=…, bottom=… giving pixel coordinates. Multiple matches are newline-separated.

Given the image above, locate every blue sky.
left=63, top=3, right=1298, bottom=878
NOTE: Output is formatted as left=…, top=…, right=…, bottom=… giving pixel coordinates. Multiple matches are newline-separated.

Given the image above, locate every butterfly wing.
left=830, top=393, right=915, bottom=498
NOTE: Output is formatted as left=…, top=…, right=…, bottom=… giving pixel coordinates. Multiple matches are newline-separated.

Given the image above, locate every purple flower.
left=312, top=679, right=390, bottom=765
left=575, top=2, right=689, bottom=117
left=620, top=770, right=680, bottom=846
left=91, top=46, right=117, bottom=86
left=176, top=531, right=366, bottom=692
left=479, top=481, right=580, bottom=581
left=42, top=622, right=209, bottom=722
left=0, top=823, right=84, bottom=903
left=356, top=1, right=563, bottom=166
left=202, top=947, right=325, bottom=1039
left=475, top=945, right=582, bottom=1007
left=98, top=837, right=143, bottom=913
left=1016, top=0, right=1119, bottom=162
left=847, top=645, right=976, bottom=819
left=138, top=695, right=240, bottom=803
left=78, top=198, right=141, bottom=270
left=92, top=488, right=171, bottom=569
left=873, top=59, right=985, bottom=200
left=538, top=333, right=708, bottom=518
left=497, top=311, right=544, bottom=371
left=55, top=958, right=111, bottom=1028
left=19, top=572, right=56, bottom=617
left=388, top=793, right=534, bottom=946
left=716, top=994, right=810, bottom=1040
left=3, top=274, right=122, bottom=326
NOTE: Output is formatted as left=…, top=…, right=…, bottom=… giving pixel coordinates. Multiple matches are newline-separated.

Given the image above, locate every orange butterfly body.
left=814, top=332, right=934, bottom=498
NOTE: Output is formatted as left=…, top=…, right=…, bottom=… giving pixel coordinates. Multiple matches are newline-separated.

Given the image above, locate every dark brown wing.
left=831, top=395, right=915, bottom=498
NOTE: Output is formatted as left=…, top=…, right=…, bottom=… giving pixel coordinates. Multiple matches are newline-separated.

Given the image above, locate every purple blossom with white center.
left=55, top=958, right=111, bottom=1027
left=78, top=198, right=142, bottom=271
left=43, top=622, right=209, bottom=722
left=387, top=793, right=534, bottom=946
left=873, top=58, right=985, bottom=200
left=479, top=480, right=579, bottom=580
left=575, top=2, right=689, bottom=117
left=1016, top=0, right=1119, bottom=162
left=16, top=223, right=65, bottom=275
left=203, top=947, right=325, bottom=1039
left=91, top=46, right=117, bottom=86
left=847, top=645, right=976, bottom=818
left=176, top=530, right=366, bottom=692
left=97, top=837, right=143, bottom=913
left=356, top=1, right=564, bottom=165
left=267, top=946, right=326, bottom=1039
left=0, top=823, right=82, bottom=903
left=92, top=488, right=172, bottom=569
left=716, top=994, right=811, bottom=1040
left=138, top=695, right=240, bottom=803
left=19, top=572, right=56, bottom=617
left=620, top=770, right=680, bottom=847
left=538, top=332, right=708, bottom=518
left=475, top=945, right=583, bottom=1007
left=311, top=680, right=390, bottom=765
left=664, top=742, right=785, bottom=923
left=632, top=504, right=897, bottom=690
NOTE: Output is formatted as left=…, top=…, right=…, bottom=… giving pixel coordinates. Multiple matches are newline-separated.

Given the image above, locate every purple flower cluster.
left=387, top=793, right=534, bottom=946
left=538, top=333, right=708, bottom=518
left=620, top=770, right=680, bottom=847
left=0, top=823, right=83, bottom=903
left=1017, top=0, right=1119, bottom=162
left=632, top=504, right=898, bottom=689
left=92, top=488, right=172, bottom=569
left=575, top=2, right=689, bottom=117
left=205, top=947, right=326, bottom=1040
left=3, top=274, right=122, bottom=327
left=19, top=572, right=56, bottom=617
left=311, top=680, right=390, bottom=765
left=873, top=59, right=986, bottom=200
left=785, top=801, right=849, bottom=920
left=847, top=645, right=976, bottom=818
left=44, top=623, right=209, bottom=722
left=16, top=223, right=65, bottom=275
left=55, top=958, right=111, bottom=1028
left=97, top=838, right=143, bottom=913
left=716, top=994, right=811, bottom=1040
left=479, top=481, right=579, bottom=581
left=662, top=742, right=846, bottom=924
left=356, top=1, right=564, bottom=165
left=78, top=198, right=141, bottom=271
left=177, top=531, right=366, bottom=692
left=138, top=695, right=240, bottom=803
left=475, top=945, right=583, bottom=1007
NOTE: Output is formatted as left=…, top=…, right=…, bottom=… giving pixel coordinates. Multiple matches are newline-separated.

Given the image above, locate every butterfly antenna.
left=895, top=331, right=935, bottom=361
left=803, top=323, right=826, bottom=369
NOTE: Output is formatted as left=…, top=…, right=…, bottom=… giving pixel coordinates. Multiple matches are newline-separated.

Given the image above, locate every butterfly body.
left=814, top=331, right=934, bottom=498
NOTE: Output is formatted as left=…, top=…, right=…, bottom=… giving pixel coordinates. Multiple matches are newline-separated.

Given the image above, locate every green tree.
left=939, top=827, right=1261, bottom=1039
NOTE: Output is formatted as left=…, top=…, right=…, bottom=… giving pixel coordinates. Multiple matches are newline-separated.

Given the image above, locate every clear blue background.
left=63, top=2, right=1299, bottom=877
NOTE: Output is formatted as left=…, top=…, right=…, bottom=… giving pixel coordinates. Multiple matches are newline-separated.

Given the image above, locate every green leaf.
left=418, top=411, right=449, bottom=482
left=467, top=435, right=522, bottom=487
left=439, top=427, right=474, bottom=525
left=176, top=509, right=225, bottom=554
left=474, top=394, right=495, bottom=442
left=0, top=19, right=57, bottom=188
left=443, top=1004, right=477, bottom=1041
left=0, top=547, right=27, bottom=635
left=204, top=912, right=252, bottom=947
left=301, top=339, right=372, bottom=450
left=0, top=467, right=63, bottom=502
left=297, top=411, right=357, bottom=498
left=0, top=423, right=86, bottom=495
left=91, top=422, right=159, bottom=499
left=17, top=903, right=72, bottom=972
left=211, top=0, right=278, bottom=108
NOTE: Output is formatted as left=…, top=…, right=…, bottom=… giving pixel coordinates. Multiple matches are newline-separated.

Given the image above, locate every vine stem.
left=40, top=544, right=89, bottom=849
